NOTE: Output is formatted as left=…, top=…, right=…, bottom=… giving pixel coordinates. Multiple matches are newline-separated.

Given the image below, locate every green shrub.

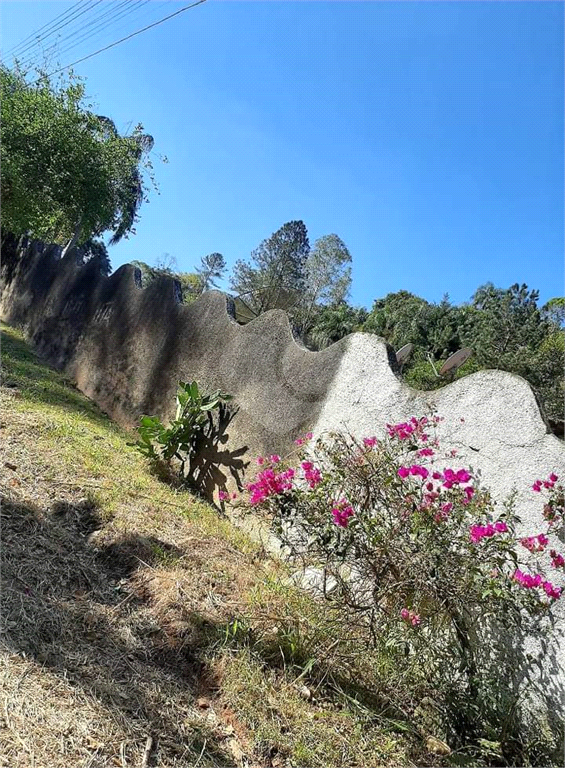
left=132, top=380, right=231, bottom=479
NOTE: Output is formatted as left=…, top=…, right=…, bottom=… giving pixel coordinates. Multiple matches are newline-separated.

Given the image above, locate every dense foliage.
left=358, top=286, right=564, bottom=423
left=0, top=64, right=157, bottom=250
left=227, top=421, right=564, bottom=762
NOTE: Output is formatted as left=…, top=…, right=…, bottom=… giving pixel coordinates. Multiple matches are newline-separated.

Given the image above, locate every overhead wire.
left=18, top=0, right=150, bottom=71
left=52, top=0, right=173, bottom=65
left=4, top=0, right=87, bottom=57
left=6, top=0, right=105, bottom=62
left=34, top=0, right=208, bottom=84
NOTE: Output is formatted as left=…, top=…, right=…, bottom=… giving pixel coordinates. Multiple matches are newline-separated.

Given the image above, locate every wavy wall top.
left=1, top=233, right=564, bottom=710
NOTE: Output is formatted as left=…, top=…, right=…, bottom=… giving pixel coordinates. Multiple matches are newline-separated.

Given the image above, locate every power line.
left=19, top=0, right=149, bottom=71
left=5, top=0, right=86, bottom=57
left=53, top=0, right=172, bottom=66
left=7, top=0, right=105, bottom=61
left=17, top=1, right=132, bottom=68
left=36, top=0, right=208, bottom=83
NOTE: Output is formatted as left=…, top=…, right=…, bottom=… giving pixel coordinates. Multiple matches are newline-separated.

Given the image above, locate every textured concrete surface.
left=2, top=234, right=564, bottom=725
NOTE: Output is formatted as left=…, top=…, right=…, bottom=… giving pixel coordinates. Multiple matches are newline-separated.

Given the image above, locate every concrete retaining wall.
left=1, top=234, right=564, bottom=728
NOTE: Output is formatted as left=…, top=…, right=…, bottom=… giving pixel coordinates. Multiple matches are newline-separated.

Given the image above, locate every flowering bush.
left=228, top=416, right=564, bottom=756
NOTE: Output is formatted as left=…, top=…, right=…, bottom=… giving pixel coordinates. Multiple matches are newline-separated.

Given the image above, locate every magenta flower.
left=418, top=447, right=434, bottom=457
left=218, top=490, right=229, bottom=501
left=247, top=467, right=295, bottom=504
left=363, top=436, right=378, bottom=448
left=550, top=549, right=565, bottom=569
left=470, top=520, right=507, bottom=543
left=302, top=461, right=322, bottom=488
left=400, top=608, right=421, bottom=627
left=398, top=466, right=410, bottom=479
left=331, top=499, right=355, bottom=528
left=521, top=534, right=549, bottom=553
left=270, top=454, right=281, bottom=464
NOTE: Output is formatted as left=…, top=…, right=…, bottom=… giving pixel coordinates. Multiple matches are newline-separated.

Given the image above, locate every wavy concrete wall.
left=1, top=235, right=564, bottom=723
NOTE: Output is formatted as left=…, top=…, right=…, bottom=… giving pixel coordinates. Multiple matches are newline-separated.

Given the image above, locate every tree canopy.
left=229, top=220, right=310, bottom=314
left=0, top=64, right=158, bottom=250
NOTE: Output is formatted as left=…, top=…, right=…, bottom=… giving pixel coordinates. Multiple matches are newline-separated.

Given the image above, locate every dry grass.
left=0, top=324, right=420, bottom=768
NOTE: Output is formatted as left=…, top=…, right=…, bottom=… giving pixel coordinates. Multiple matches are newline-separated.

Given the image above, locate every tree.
left=459, top=283, right=548, bottom=369
left=362, top=291, right=431, bottom=349
left=295, top=234, right=352, bottom=336
left=229, top=221, right=310, bottom=314
left=308, top=301, right=368, bottom=349
left=196, top=252, right=226, bottom=292
left=541, top=297, right=565, bottom=329
left=131, top=258, right=201, bottom=304
left=0, top=64, right=158, bottom=249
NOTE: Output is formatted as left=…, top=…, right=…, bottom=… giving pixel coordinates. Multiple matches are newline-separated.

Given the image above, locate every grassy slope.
left=0, top=324, right=424, bottom=768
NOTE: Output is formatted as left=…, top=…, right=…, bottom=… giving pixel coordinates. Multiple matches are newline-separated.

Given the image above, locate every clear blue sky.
left=2, top=1, right=563, bottom=308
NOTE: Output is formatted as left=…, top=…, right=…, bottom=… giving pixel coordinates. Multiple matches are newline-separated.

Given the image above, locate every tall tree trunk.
left=61, top=215, right=83, bottom=259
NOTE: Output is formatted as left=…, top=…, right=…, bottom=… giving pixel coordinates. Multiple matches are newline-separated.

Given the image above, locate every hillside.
left=0, top=324, right=421, bottom=768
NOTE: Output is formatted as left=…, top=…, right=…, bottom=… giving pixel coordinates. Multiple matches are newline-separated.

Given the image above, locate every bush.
left=229, top=417, right=564, bottom=762
left=132, top=380, right=231, bottom=480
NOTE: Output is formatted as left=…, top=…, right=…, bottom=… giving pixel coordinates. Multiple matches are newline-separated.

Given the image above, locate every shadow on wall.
left=187, top=404, right=249, bottom=502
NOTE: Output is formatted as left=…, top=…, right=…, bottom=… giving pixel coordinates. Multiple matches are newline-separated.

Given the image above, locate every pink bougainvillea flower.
left=442, top=502, right=453, bottom=514
left=363, top=436, right=378, bottom=448
left=400, top=608, right=421, bottom=626
left=218, top=490, right=229, bottom=501
left=543, top=581, right=562, bottom=600
left=398, top=466, right=410, bottom=479
left=302, top=461, right=322, bottom=488
left=532, top=480, right=542, bottom=492
left=521, top=534, right=549, bottom=553
left=387, top=418, right=428, bottom=441
left=270, top=454, right=281, bottom=464
left=331, top=499, right=355, bottom=528
left=470, top=525, right=485, bottom=543
left=418, top=448, right=434, bottom=457
left=257, top=456, right=265, bottom=465
left=550, top=549, right=565, bottom=569
left=408, top=465, right=429, bottom=479
left=549, top=473, right=559, bottom=483
left=516, top=569, right=562, bottom=599
left=470, top=520, right=507, bottom=543
left=247, top=467, right=295, bottom=504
